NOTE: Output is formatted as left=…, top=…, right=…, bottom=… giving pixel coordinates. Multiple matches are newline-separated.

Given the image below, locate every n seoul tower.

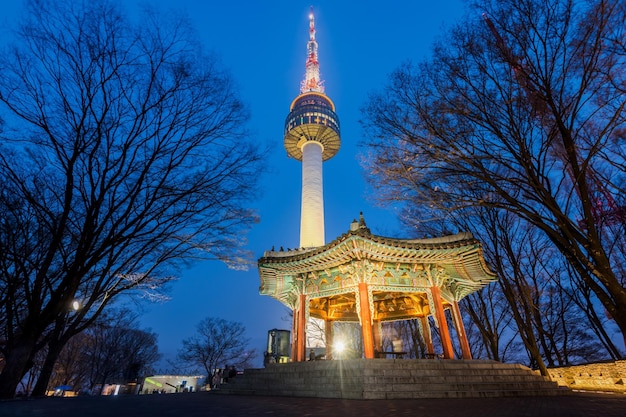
left=284, top=8, right=340, bottom=248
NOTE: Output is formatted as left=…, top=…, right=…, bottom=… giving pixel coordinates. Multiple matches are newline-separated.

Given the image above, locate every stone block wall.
left=547, top=360, right=625, bottom=394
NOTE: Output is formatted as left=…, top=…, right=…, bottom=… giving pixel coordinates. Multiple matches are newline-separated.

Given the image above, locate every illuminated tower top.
left=284, top=7, right=340, bottom=162
left=301, top=8, right=323, bottom=93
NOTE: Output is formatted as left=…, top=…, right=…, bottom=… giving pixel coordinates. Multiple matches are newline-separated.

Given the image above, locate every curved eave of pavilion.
left=258, top=228, right=497, bottom=305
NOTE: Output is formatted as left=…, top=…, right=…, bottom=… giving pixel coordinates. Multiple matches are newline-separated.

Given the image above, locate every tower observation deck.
left=284, top=8, right=340, bottom=248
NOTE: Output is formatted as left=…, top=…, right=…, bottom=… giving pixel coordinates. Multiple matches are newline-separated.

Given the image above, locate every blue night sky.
left=2, top=0, right=466, bottom=369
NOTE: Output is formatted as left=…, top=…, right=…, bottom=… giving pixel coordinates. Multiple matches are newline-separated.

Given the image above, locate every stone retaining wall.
left=547, top=360, right=625, bottom=394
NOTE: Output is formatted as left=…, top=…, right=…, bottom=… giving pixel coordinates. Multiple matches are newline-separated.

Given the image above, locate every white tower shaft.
left=300, top=142, right=325, bottom=247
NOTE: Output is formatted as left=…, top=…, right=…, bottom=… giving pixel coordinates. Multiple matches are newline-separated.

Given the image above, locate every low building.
left=141, top=375, right=205, bottom=394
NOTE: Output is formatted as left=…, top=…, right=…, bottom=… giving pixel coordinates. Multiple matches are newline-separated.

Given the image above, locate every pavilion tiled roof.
left=258, top=223, right=497, bottom=305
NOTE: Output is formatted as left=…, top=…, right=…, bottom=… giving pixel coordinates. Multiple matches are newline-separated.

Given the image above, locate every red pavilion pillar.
left=296, top=294, right=307, bottom=362
left=358, top=283, right=375, bottom=359
left=431, top=285, right=454, bottom=359
left=291, top=308, right=298, bottom=361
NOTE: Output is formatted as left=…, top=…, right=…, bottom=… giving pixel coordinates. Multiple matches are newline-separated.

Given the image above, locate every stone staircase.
left=220, top=359, right=570, bottom=399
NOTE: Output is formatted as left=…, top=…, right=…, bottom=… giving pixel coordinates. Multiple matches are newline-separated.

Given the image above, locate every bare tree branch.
left=0, top=0, right=265, bottom=398
left=360, top=0, right=626, bottom=357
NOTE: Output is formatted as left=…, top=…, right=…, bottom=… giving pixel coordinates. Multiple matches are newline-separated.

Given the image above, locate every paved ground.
left=1, top=391, right=625, bottom=417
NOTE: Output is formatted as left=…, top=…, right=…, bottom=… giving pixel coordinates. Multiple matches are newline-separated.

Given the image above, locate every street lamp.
left=64, top=299, right=80, bottom=331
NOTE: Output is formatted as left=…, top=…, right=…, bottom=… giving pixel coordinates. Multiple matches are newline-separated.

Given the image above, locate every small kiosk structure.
left=259, top=215, right=497, bottom=362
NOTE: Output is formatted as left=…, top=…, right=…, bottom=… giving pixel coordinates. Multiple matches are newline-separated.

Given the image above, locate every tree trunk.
left=586, top=299, right=623, bottom=359
left=31, top=338, right=65, bottom=397
left=100, top=375, right=108, bottom=395
left=499, top=279, right=550, bottom=376
left=407, top=319, right=426, bottom=358
left=0, top=338, right=37, bottom=399
left=464, top=295, right=502, bottom=361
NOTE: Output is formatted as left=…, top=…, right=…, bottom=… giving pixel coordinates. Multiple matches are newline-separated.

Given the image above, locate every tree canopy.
left=0, top=0, right=264, bottom=398
left=361, top=0, right=625, bottom=355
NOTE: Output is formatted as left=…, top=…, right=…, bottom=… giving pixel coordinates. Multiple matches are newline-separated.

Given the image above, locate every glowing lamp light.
left=72, top=300, right=80, bottom=311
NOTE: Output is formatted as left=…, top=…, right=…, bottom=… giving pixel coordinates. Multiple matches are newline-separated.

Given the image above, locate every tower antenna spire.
left=301, top=6, right=324, bottom=93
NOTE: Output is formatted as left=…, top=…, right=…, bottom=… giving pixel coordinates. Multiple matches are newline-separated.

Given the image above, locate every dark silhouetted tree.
left=0, top=0, right=263, bottom=398
left=82, top=310, right=160, bottom=395
left=361, top=0, right=625, bottom=358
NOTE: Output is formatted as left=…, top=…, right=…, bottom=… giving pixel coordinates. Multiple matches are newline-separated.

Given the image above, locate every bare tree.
left=47, top=333, right=91, bottom=394
left=305, top=318, right=324, bottom=346
left=480, top=212, right=599, bottom=374
left=15, top=349, right=45, bottom=396
left=39, top=308, right=160, bottom=395
left=0, top=0, right=263, bottom=398
left=82, top=310, right=160, bottom=395
left=561, top=262, right=623, bottom=359
left=177, top=317, right=256, bottom=378
left=361, top=0, right=626, bottom=352
left=50, top=309, right=160, bottom=393
left=463, top=284, right=514, bottom=362
left=380, top=320, right=427, bottom=359
left=410, top=196, right=615, bottom=373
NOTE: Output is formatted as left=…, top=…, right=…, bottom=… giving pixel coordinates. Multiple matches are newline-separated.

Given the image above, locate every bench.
left=375, top=351, right=407, bottom=359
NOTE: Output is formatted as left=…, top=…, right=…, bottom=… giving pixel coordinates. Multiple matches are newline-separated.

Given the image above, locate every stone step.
left=219, top=359, right=569, bottom=399
left=236, top=377, right=546, bottom=386
left=239, top=371, right=551, bottom=383
left=232, top=380, right=561, bottom=391
left=219, top=387, right=568, bottom=400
